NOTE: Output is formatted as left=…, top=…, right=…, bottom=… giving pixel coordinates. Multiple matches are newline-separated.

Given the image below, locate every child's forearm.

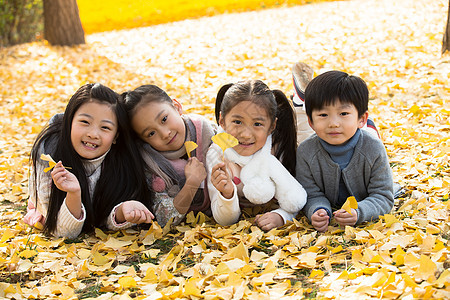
left=210, top=186, right=240, bottom=226
left=54, top=200, right=85, bottom=239
left=114, top=203, right=126, bottom=223
left=65, top=190, right=83, bottom=219
left=173, top=179, right=202, bottom=214
left=271, top=208, right=294, bottom=224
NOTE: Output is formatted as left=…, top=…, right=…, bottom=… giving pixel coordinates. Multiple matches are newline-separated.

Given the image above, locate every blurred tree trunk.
left=443, top=0, right=450, bottom=54
left=44, top=0, right=85, bottom=46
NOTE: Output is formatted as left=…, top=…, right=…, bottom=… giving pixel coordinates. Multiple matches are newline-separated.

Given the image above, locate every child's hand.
left=185, top=157, right=207, bottom=187
left=311, top=209, right=330, bottom=232
left=211, top=162, right=233, bottom=199
left=334, top=209, right=358, bottom=227
left=51, top=161, right=80, bottom=194
left=255, top=212, right=284, bottom=231
left=118, top=200, right=154, bottom=224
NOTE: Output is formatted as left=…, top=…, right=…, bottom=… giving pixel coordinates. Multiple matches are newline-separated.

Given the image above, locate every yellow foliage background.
left=78, top=0, right=333, bottom=34
left=0, top=0, right=449, bottom=299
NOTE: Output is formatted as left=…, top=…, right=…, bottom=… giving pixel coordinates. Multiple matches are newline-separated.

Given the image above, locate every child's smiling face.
left=71, top=101, right=118, bottom=159
left=219, top=101, right=275, bottom=156
left=131, top=100, right=186, bottom=152
left=308, top=99, right=368, bottom=146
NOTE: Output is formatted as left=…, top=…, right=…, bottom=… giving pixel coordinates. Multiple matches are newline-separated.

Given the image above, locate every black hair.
left=119, top=85, right=181, bottom=187
left=120, top=84, right=212, bottom=215
left=31, top=83, right=153, bottom=236
left=304, top=70, right=369, bottom=121
left=121, top=84, right=173, bottom=117
left=215, top=80, right=297, bottom=176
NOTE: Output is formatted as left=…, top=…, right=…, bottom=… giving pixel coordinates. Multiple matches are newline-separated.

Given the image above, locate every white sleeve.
left=206, top=144, right=241, bottom=226
left=30, top=160, right=51, bottom=219
left=271, top=208, right=295, bottom=224
left=53, top=199, right=86, bottom=239
left=106, top=203, right=134, bottom=231
left=30, top=158, right=85, bottom=239
left=56, top=202, right=134, bottom=238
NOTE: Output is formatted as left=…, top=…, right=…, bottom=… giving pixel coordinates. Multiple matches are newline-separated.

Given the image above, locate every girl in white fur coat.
left=207, top=80, right=307, bottom=231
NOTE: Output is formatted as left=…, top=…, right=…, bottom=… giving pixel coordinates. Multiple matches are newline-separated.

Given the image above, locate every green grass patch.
left=76, top=278, right=104, bottom=299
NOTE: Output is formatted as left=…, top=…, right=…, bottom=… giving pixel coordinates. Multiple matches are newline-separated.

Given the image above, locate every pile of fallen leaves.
left=0, top=0, right=448, bottom=299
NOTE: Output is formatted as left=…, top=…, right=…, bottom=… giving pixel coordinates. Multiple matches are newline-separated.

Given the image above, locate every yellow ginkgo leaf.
left=0, top=228, right=14, bottom=243
left=416, top=254, right=437, bottom=281
left=19, top=249, right=38, bottom=259
left=341, top=196, right=358, bottom=215
left=3, top=285, right=16, bottom=295
left=118, top=276, right=137, bottom=289
left=143, top=267, right=158, bottom=283
left=211, top=132, right=238, bottom=152
left=159, top=268, right=174, bottom=283
left=309, top=269, right=324, bottom=279
left=92, top=251, right=109, bottom=266
left=33, top=221, right=44, bottom=230
left=383, top=214, right=399, bottom=227
left=185, top=278, right=202, bottom=297
left=40, top=153, right=71, bottom=172
left=184, top=141, right=198, bottom=158
left=224, top=241, right=249, bottom=263
left=40, top=153, right=56, bottom=172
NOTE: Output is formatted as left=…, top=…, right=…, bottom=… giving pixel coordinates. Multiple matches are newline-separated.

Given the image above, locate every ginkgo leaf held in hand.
left=40, top=153, right=71, bottom=172
left=211, top=132, right=238, bottom=152
left=184, top=141, right=198, bottom=158
left=341, top=196, right=358, bottom=215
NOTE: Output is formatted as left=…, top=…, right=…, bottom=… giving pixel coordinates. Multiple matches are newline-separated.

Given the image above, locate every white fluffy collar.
left=224, top=134, right=272, bottom=166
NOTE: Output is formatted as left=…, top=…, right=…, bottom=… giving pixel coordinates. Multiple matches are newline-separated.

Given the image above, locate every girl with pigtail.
left=207, top=80, right=307, bottom=231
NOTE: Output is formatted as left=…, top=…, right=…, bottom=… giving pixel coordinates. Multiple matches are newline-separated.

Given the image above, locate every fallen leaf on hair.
left=341, top=196, right=358, bottom=215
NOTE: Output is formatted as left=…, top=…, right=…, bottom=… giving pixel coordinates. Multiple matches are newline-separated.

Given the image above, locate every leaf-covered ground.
left=0, top=0, right=449, bottom=299
left=77, top=0, right=332, bottom=34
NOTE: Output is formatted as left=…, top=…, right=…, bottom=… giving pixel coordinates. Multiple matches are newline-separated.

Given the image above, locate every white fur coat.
left=224, top=135, right=307, bottom=214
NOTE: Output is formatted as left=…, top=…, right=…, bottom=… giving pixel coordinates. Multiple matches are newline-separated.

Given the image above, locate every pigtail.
left=215, top=83, right=233, bottom=124
left=272, top=89, right=297, bottom=176
left=118, top=91, right=128, bottom=104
